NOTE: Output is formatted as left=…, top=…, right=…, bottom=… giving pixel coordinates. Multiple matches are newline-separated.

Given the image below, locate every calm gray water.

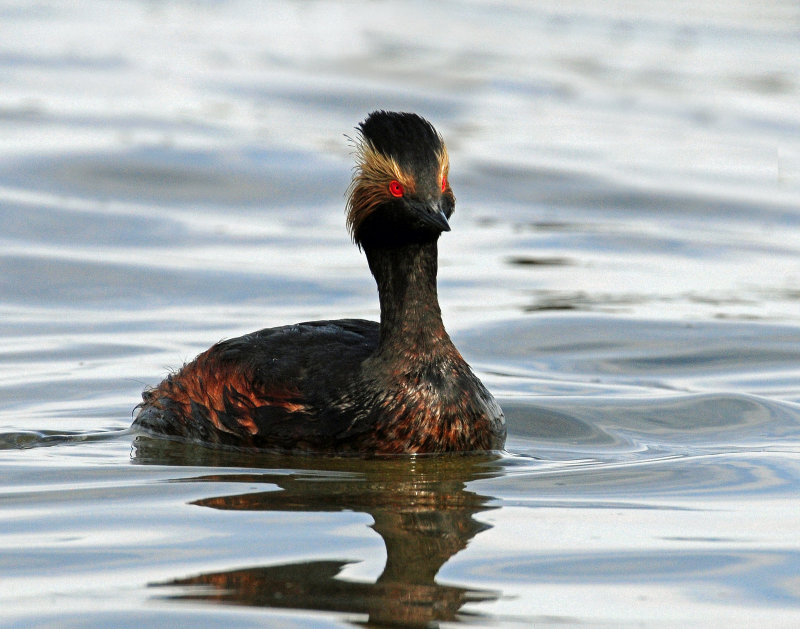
left=2, top=1, right=800, bottom=627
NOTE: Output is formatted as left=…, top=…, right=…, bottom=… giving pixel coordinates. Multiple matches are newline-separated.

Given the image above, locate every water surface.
left=2, top=1, right=800, bottom=627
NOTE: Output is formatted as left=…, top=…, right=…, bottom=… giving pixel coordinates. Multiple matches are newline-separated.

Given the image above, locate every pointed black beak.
left=413, top=200, right=451, bottom=233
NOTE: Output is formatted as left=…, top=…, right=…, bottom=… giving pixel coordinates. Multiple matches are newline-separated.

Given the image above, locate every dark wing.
left=135, top=319, right=379, bottom=449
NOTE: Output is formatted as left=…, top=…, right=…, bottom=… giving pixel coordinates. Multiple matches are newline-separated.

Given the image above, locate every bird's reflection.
left=133, top=437, right=502, bottom=627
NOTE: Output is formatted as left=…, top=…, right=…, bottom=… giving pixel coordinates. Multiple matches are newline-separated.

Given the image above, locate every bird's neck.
left=365, top=239, right=453, bottom=360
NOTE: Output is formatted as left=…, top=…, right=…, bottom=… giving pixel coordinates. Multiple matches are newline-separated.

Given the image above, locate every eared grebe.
left=133, top=111, right=506, bottom=454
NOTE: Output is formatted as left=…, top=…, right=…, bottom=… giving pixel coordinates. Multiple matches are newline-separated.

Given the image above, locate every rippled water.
left=2, top=1, right=800, bottom=627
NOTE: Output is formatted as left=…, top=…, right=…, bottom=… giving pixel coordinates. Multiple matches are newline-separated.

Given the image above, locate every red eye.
left=388, top=180, right=404, bottom=197
left=441, top=176, right=448, bottom=192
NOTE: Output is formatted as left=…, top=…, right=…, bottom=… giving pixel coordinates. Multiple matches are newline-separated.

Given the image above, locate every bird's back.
left=134, top=319, right=379, bottom=450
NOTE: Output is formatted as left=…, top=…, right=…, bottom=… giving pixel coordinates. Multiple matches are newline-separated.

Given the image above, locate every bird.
left=133, top=111, right=506, bottom=455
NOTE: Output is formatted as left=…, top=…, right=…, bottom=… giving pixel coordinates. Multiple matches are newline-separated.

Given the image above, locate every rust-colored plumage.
left=134, top=111, right=505, bottom=455
left=140, top=347, right=308, bottom=439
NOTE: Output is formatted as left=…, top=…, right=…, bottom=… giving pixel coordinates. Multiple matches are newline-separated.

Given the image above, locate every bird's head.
left=346, top=111, right=454, bottom=248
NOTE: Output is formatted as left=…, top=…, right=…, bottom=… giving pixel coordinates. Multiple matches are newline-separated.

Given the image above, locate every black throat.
left=364, top=238, right=453, bottom=361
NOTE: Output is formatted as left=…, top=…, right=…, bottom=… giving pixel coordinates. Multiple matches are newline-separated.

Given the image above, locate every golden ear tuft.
left=437, top=143, right=450, bottom=191
left=345, top=137, right=415, bottom=242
